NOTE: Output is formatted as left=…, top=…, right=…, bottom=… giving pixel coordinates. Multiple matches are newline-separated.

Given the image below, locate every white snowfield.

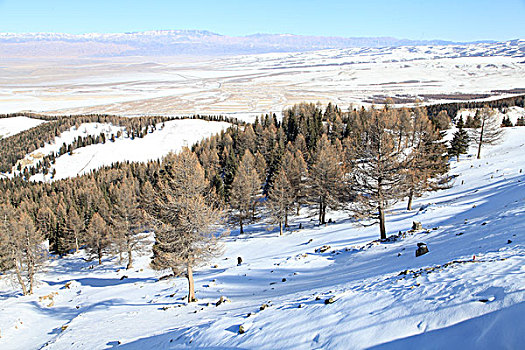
left=1, top=40, right=524, bottom=118
left=1, top=128, right=524, bottom=349
left=0, top=116, right=46, bottom=139
left=18, top=119, right=230, bottom=181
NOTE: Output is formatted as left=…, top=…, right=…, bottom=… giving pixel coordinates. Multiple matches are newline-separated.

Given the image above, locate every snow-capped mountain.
left=0, top=30, right=516, bottom=57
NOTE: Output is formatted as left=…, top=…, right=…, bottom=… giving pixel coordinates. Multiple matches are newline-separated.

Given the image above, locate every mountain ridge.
left=0, top=30, right=506, bottom=57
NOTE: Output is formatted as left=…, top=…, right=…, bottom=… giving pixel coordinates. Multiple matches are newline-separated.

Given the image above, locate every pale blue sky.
left=0, top=0, right=523, bottom=41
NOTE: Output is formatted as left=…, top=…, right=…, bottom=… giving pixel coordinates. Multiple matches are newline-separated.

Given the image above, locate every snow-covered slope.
left=0, top=128, right=524, bottom=349
left=0, top=116, right=46, bottom=139
left=15, top=119, right=230, bottom=181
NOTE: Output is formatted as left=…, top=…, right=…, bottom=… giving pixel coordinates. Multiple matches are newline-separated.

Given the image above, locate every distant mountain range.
left=0, top=30, right=506, bottom=58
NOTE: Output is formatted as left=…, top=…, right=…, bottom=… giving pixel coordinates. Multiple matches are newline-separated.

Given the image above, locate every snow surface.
left=0, top=128, right=524, bottom=349
left=1, top=41, right=523, bottom=117
left=15, top=119, right=230, bottom=181
left=0, top=116, right=46, bottom=139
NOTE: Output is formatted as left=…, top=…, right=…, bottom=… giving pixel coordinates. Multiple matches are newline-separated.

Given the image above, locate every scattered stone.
left=507, top=240, right=513, bottom=244
left=61, top=325, right=68, bottom=332
left=481, top=222, right=487, bottom=226
left=64, top=281, right=73, bottom=289
left=412, top=221, right=423, bottom=230
left=298, top=304, right=303, bottom=308
left=397, top=253, right=401, bottom=257
left=216, top=296, right=230, bottom=307
left=456, top=232, right=464, bottom=236
left=415, top=243, right=429, bottom=257
left=212, top=265, right=218, bottom=268
left=120, top=275, right=128, bottom=280
left=260, top=303, right=269, bottom=310
left=159, top=274, right=174, bottom=281
left=237, top=257, right=243, bottom=265
left=324, top=297, right=336, bottom=304
left=315, top=245, right=331, bottom=253
left=282, top=278, right=287, bottom=282
left=315, top=296, right=322, bottom=301
left=246, top=313, right=252, bottom=317
left=238, top=325, right=245, bottom=334
left=308, top=239, right=313, bottom=243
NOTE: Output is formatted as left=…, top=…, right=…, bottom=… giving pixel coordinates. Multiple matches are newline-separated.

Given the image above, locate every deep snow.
left=0, top=127, right=524, bottom=349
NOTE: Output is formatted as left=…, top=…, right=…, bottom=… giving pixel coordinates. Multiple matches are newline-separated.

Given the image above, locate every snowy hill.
left=0, top=117, right=46, bottom=139
left=9, top=119, right=231, bottom=181
left=0, top=123, right=524, bottom=348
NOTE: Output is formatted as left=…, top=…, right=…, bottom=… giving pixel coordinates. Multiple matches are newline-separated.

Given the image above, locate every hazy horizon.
left=0, top=0, right=524, bottom=42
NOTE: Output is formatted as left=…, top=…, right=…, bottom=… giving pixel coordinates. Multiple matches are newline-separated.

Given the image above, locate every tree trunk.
left=126, top=246, right=133, bottom=270
left=407, top=189, right=414, bottom=211
left=28, top=259, right=35, bottom=295
left=296, top=203, right=300, bottom=216
left=477, top=119, right=485, bottom=159
left=74, top=235, right=79, bottom=253
left=13, top=258, right=28, bottom=296
left=279, top=220, right=283, bottom=236
left=318, top=197, right=323, bottom=224
left=320, top=200, right=326, bottom=225
left=379, top=205, right=387, bottom=240
left=98, top=247, right=102, bottom=265
left=187, top=265, right=196, bottom=303
left=239, top=217, right=244, bottom=234
left=284, top=208, right=288, bottom=228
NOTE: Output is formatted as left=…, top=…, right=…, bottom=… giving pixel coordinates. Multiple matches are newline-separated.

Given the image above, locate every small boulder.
left=324, top=297, right=336, bottom=304
left=412, top=221, right=423, bottom=230
left=415, top=243, right=429, bottom=257
left=120, top=275, right=128, bottom=280
left=216, top=296, right=230, bottom=307
left=260, top=303, right=269, bottom=310
left=237, top=257, right=243, bottom=265
left=238, top=325, right=245, bottom=334
left=315, top=245, right=331, bottom=253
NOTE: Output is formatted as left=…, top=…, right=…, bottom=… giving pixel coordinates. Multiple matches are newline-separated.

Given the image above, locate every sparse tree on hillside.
left=86, top=212, right=111, bottom=265
left=404, top=109, right=449, bottom=210
left=349, top=108, right=407, bottom=240
left=471, top=107, right=503, bottom=159
left=149, top=149, right=223, bottom=303
left=110, top=181, right=148, bottom=269
left=230, top=150, right=261, bottom=233
left=267, top=168, right=294, bottom=235
left=63, top=207, right=84, bottom=253
left=449, top=118, right=470, bottom=162
left=0, top=208, right=45, bottom=295
left=309, top=135, right=345, bottom=225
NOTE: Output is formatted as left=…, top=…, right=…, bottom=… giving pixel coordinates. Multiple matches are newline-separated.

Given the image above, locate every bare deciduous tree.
left=85, top=212, right=111, bottom=265
left=267, top=168, right=293, bottom=235
left=348, top=108, right=407, bottom=240
left=230, top=150, right=261, bottom=233
left=149, top=149, right=223, bottom=303
left=0, top=207, right=45, bottom=295
left=471, top=107, right=503, bottom=159
left=309, top=135, right=345, bottom=225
